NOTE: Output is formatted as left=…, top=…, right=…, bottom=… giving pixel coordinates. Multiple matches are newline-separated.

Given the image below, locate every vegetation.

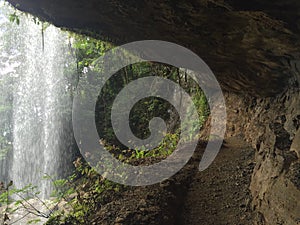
left=0, top=159, right=122, bottom=225
left=71, top=36, right=209, bottom=146
left=38, top=35, right=210, bottom=224
left=0, top=16, right=209, bottom=223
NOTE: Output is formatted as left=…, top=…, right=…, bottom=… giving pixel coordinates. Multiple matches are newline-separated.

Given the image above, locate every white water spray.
left=0, top=2, right=76, bottom=198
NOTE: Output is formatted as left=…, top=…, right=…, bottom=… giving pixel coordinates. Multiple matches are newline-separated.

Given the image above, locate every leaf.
left=27, top=218, right=41, bottom=224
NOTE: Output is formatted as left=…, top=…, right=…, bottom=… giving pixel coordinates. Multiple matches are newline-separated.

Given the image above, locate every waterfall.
left=0, top=2, right=77, bottom=198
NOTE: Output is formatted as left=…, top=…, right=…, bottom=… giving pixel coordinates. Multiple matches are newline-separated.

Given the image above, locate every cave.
left=4, top=0, right=300, bottom=224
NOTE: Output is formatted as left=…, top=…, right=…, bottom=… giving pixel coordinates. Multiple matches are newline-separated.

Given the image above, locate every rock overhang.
left=6, top=0, right=300, bottom=97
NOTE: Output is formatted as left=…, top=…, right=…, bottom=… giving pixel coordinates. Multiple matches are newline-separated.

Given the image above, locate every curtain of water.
left=0, top=2, right=77, bottom=198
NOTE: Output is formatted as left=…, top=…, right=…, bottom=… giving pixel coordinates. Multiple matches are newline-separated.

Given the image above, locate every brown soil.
left=88, top=137, right=256, bottom=225
left=179, top=137, right=255, bottom=225
left=46, top=137, right=256, bottom=225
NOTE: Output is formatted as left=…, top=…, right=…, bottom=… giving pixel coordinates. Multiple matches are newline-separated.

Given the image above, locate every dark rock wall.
left=225, top=80, right=300, bottom=224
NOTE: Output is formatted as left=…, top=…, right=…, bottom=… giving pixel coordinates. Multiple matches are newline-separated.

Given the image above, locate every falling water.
left=0, top=2, right=77, bottom=198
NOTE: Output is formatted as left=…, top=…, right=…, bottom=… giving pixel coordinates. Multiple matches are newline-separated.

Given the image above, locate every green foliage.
left=130, top=133, right=180, bottom=159
left=0, top=158, right=123, bottom=225
left=0, top=31, right=211, bottom=224
left=0, top=182, right=53, bottom=224
left=69, top=33, right=210, bottom=149
left=8, top=12, right=20, bottom=25
left=181, top=89, right=210, bottom=141
left=70, top=33, right=210, bottom=154
left=44, top=158, right=123, bottom=224
left=71, top=35, right=113, bottom=72
left=155, top=132, right=179, bottom=156
left=27, top=218, right=41, bottom=224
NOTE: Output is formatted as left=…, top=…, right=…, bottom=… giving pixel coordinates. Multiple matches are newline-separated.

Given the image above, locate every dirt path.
left=40, top=137, right=256, bottom=225
left=179, top=137, right=255, bottom=225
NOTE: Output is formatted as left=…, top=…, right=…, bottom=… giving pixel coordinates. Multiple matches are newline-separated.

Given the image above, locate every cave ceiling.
left=6, top=0, right=300, bottom=96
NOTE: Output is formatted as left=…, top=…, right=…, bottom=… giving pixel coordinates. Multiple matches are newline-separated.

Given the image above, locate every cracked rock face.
left=225, top=86, right=300, bottom=225
left=291, top=129, right=300, bottom=158
left=6, top=0, right=300, bottom=224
